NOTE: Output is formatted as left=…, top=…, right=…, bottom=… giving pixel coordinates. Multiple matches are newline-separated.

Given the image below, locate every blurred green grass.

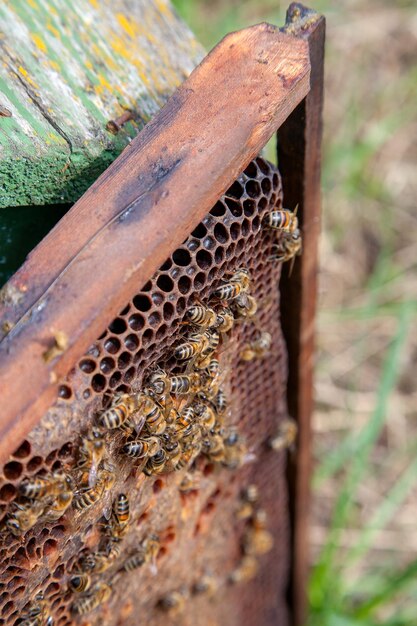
left=173, top=1, right=417, bottom=624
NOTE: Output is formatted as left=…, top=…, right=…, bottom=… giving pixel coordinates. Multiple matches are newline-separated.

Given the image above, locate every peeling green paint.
left=0, top=0, right=204, bottom=208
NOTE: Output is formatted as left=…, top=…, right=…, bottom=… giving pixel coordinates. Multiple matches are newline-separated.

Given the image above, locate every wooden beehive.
left=0, top=4, right=324, bottom=626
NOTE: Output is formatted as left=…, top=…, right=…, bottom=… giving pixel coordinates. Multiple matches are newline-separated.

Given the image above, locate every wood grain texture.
left=0, top=0, right=203, bottom=208
left=277, top=4, right=325, bottom=625
left=0, top=23, right=311, bottom=466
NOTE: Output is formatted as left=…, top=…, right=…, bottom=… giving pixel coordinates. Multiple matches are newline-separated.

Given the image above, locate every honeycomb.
left=0, top=156, right=292, bottom=626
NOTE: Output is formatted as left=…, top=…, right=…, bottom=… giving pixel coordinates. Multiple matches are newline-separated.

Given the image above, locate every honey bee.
left=268, top=418, right=298, bottom=452
left=71, top=582, right=111, bottom=615
left=158, top=590, right=187, bottom=616
left=98, top=393, right=138, bottom=430
left=194, top=401, right=217, bottom=431
left=175, top=446, right=198, bottom=470
left=73, top=466, right=115, bottom=511
left=192, top=574, right=218, bottom=597
left=263, top=205, right=298, bottom=233
left=69, top=572, right=91, bottom=593
left=143, top=533, right=160, bottom=565
left=222, top=432, right=249, bottom=470
left=243, top=508, right=274, bottom=556
left=236, top=484, right=259, bottom=520
left=19, top=470, right=70, bottom=501
left=270, top=228, right=302, bottom=264
left=202, top=433, right=225, bottom=464
left=122, top=549, right=146, bottom=572
left=178, top=471, right=201, bottom=493
left=76, top=426, right=106, bottom=487
left=214, top=388, right=227, bottom=416
left=214, top=307, right=235, bottom=333
left=140, top=393, right=166, bottom=435
left=143, top=449, right=167, bottom=475
left=174, top=332, right=209, bottom=362
left=240, top=331, right=272, bottom=361
left=232, top=293, right=258, bottom=319
left=19, top=593, right=53, bottom=626
left=122, top=436, right=161, bottom=459
left=213, top=268, right=251, bottom=301
left=109, top=493, right=130, bottom=539
left=185, top=304, right=217, bottom=329
left=5, top=500, right=45, bottom=536
left=170, top=372, right=202, bottom=396
left=229, top=556, right=259, bottom=584
left=92, top=542, right=120, bottom=574
left=43, top=487, right=74, bottom=522
left=163, top=437, right=182, bottom=470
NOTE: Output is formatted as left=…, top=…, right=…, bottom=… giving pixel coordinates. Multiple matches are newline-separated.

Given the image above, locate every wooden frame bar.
left=277, top=4, right=325, bottom=625
left=0, top=21, right=312, bottom=466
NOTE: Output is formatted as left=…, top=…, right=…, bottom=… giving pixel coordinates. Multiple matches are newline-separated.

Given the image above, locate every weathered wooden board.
left=0, top=0, right=204, bottom=208
left=0, top=22, right=311, bottom=465
left=278, top=4, right=325, bottom=625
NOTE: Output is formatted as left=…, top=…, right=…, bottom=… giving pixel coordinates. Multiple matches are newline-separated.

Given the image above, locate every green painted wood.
left=0, top=0, right=204, bottom=208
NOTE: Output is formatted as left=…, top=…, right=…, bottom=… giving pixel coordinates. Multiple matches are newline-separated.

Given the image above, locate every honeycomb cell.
left=43, top=539, right=58, bottom=557
left=128, top=314, right=145, bottom=332
left=104, top=337, right=121, bottom=354
left=155, top=325, right=168, bottom=341
left=261, top=177, right=271, bottom=194
left=172, top=248, right=191, bottom=266
left=3, top=462, right=22, bottom=481
left=109, top=371, right=122, bottom=388
left=214, top=223, right=229, bottom=244
left=100, top=357, right=116, bottom=374
left=27, top=455, right=44, bottom=473
left=230, top=223, right=240, bottom=241
left=125, top=334, right=139, bottom=351
left=92, top=373, right=106, bottom=392
left=79, top=359, right=96, bottom=374
left=1, top=601, right=14, bottom=617
left=133, top=294, right=152, bottom=312
left=210, top=201, right=226, bottom=217
left=214, top=247, right=225, bottom=264
left=226, top=180, right=244, bottom=199
left=225, top=197, right=243, bottom=217
left=58, top=385, right=72, bottom=400
left=11, top=441, right=31, bottom=459
left=191, top=223, right=207, bottom=239
left=193, top=272, right=206, bottom=290
left=148, top=312, right=161, bottom=327
left=117, top=352, right=132, bottom=369
left=163, top=302, right=175, bottom=321
left=244, top=161, right=258, bottom=178
left=203, top=236, right=215, bottom=250
left=109, top=317, right=127, bottom=335
left=196, top=249, right=212, bottom=270
left=256, top=156, right=270, bottom=174
left=178, top=276, right=191, bottom=294
left=0, top=484, right=16, bottom=503
left=245, top=179, right=261, bottom=198
left=123, top=367, right=136, bottom=384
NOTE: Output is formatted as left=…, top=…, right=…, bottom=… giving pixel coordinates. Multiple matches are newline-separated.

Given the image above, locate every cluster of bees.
left=3, top=204, right=301, bottom=623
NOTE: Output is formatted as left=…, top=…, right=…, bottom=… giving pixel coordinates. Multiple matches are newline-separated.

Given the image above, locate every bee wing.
left=88, top=459, right=99, bottom=489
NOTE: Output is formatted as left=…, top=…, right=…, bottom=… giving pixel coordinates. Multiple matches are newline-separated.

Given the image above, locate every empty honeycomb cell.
left=155, top=325, right=168, bottom=341
left=142, top=328, right=154, bottom=345
left=178, top=275, right=191, bottom=294
left=123, top=367, right=136, bottom=384
left=128, top=313, right=145, bottom=332
left=235, top=240, right=245, bottom=255
left=186, top=266, right=196, bottom=277
left=92, top=373, right=106, bottom=392
left=79, top=359, right=96, bottom=374
left=214, top=247, right=225, bottom=264
left=258, top=196, right=268, bottom=210
left=261, top=177, right=272, bottom=194
left=45, top=582, right=60, bottom=596
left=191, top=223, right=207, bottom=239
left=43, top=539, right=58, bottom=558
left=0, top=593, right=9, bottom=604
left=225, top=243, right=236, bottom=259
left=245, top=179, right=261, bottom=198
left=152, top=292, right=165, bottom=307
left=244, top=161, right=258, bottom=178
left=58, top=384, right=72, bottom=400
left=160, top=258, right=172, bottom=271
left=124, top=334, right=140, bottom=351
left=7, top=577, right=23, bottom=591
left=203, top=236, right=215, bottom=250
left=193, top=272, right=206, bottom=290
left=3, top=462, right=23, bottom=481
left=109, top=371, right=122, bottom=388
left=104, top=336, right=121, bottom=354
left=214, top=223, right=229, bottom=244
left=142, top=280, right=153, bottom=292
left=153, top=479, right=164, bottom=494
left=58, top=443, right=72, bottom=459
left=256, top=156, right=270, bottom=174
left=187, top=239, right=200, bottom=252
left=252, top=215, right=261, bottom=232
left=241, top=219, right=251, bottom=236
left=230, top=223, right=240, bottom=241
left=272, top=172, right=279, bottom=188
left=100, top=356, right=116, bottom=374
left=109, top=317, right=127, bottom=334
left=51, top=525, right=66, bottom=538
left=11, top=440, right=31, bottom=460
left=270, top=193, right=277, bottom=206
left=176, top=297, right=186, bottom=314
left=0, top=484, right=16, bottom=503
left=225, top=197, right=244, bottom=218
left=156, top=274, right=175, bottom=293
left=148, top=312, right=162, bottom=327
left=226, top=180, right=244, bottom=199
left=196, top=249, right=212, bottom=270
left=163, top=302, right=175, bottom=321
left=117, top=352, right=132, bottom=369
left=172, top=248, right=192, bottom=266
left=133, top=294, right=152, bottom=312
left=1, top=601, right=14, bottom=617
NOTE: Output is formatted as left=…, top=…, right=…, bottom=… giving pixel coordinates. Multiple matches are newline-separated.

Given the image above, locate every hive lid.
left=0, top=0, right=204, bottom=208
